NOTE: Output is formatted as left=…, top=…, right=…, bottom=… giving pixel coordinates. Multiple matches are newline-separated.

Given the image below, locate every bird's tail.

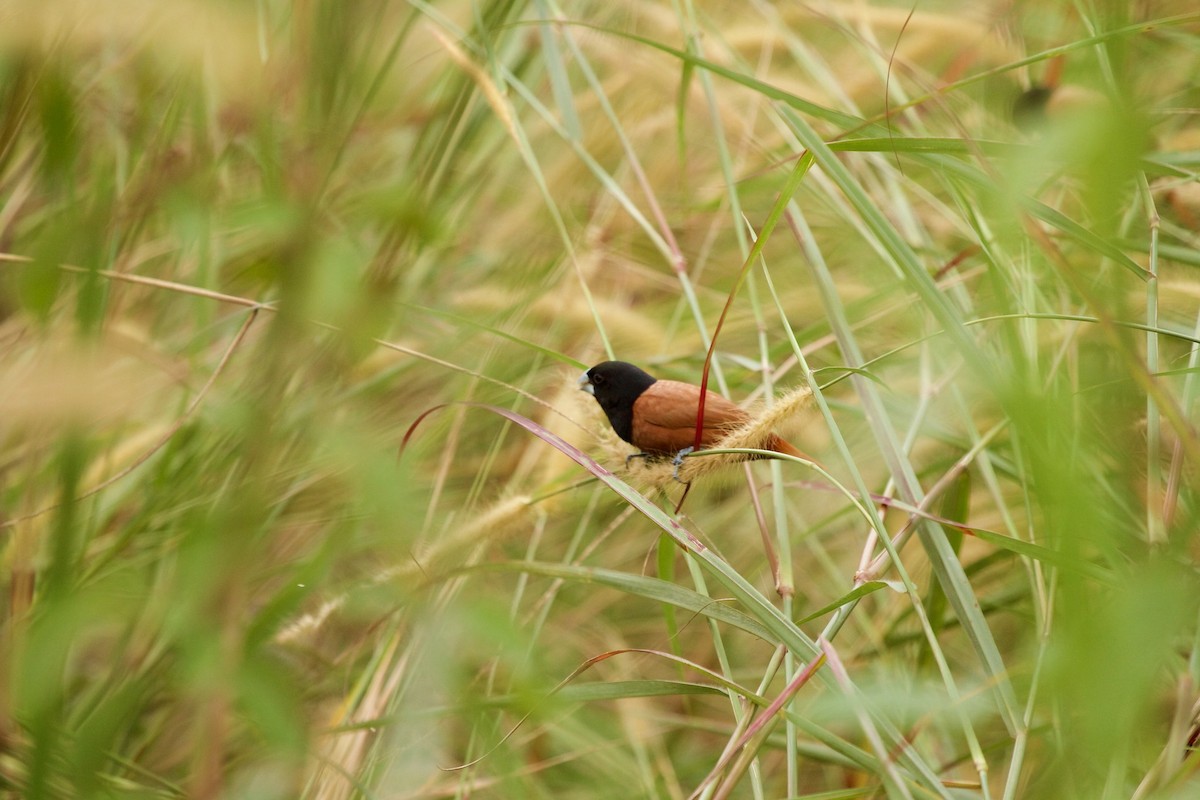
left=764, top=433, right=820, bottom=466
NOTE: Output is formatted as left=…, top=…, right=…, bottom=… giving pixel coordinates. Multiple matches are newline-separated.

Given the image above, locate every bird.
left=578, top=360, right=806, bottom=468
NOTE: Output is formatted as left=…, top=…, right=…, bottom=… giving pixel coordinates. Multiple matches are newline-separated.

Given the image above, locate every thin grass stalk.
left=781, top=124, right=1021, bottom=729
left=782, top=204, right=1001, bottom=782
left=746, top=248, right=799, bottom=793
left=1141, top=175, right=1164, bottom=544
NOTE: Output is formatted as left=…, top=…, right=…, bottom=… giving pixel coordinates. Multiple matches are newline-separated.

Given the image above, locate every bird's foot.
left=671, top=447, right=695, bottom=483
left=625, top=452, right=653, bottom=468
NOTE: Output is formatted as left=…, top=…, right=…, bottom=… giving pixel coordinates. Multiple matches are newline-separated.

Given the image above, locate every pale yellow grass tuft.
left=0, top=334, right=171, bottom=429
left=276, top=493, right=533, bottom=647
left=0, top=0, right=262, bottom=96
left=578, top=383, right=815, bottom=487
left=675, top=384, right=815, bottom=483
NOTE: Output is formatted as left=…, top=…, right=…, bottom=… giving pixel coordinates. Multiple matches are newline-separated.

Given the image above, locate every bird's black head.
left=578, top=360, right=657, bottom=445
left=1012, top=84, right=1054, bottom=130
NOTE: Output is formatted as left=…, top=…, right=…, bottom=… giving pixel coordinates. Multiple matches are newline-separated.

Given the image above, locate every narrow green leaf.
left=555, top=679, right=725, bottom=703
left=795, top=581, right=902, bottom=626
left=475, top=559, right=778, bottom=643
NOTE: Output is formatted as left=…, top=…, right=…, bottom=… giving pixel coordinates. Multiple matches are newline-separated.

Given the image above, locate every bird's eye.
left=592, top=374, right=604, bottom=385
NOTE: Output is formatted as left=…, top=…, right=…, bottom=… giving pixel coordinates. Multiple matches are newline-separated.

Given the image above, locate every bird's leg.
left=625, top=452, right=653, bottom=468
left=671, top=447, right=695, bottom=483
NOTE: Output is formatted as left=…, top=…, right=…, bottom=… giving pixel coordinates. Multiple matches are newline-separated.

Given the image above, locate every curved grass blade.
left=468, top=560, right=778, bottom=644
left=403, top=402, right=821, bottom=659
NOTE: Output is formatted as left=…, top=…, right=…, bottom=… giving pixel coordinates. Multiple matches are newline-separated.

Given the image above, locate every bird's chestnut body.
left=579, top=360, right=802, bottom=459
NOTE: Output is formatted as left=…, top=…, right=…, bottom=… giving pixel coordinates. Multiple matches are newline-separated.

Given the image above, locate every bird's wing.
left=631, top=380, right=748, bottom=453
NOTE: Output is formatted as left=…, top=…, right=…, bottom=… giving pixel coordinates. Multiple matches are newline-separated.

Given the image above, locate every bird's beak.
left=578, top=371, right=594, bottom=395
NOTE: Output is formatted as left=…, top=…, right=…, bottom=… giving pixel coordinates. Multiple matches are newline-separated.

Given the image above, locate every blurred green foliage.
left=0, top=1, right=1198, bottom=799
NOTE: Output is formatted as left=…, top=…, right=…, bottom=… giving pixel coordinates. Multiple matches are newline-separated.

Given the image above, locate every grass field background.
left=2, top=1, right=1200, bottom=798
